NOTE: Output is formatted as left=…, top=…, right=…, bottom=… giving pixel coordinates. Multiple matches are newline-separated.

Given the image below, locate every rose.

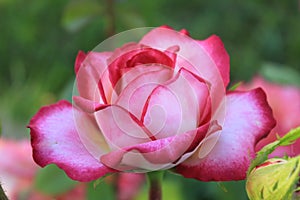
left=0, top=139, right=143, bottom=200
left=0, top=139, right=38, bottom=199
left=0, top=139, right=85, bottom=200
left=239, top=76, right=300, bottom=157
left=28, top=26, right=275, bottom=182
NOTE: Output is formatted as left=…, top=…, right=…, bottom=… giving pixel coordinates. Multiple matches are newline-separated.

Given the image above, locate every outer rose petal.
left=239, top=76, right=300, bottom=157
left=100, top=122, right=215, bottom=171
left=28, top=100, right=115, bottom=182
left=140, top=27, right=227, bottom=115
left=140, top=27, right=229, bottom=87
left=75, top=51, right=112, bottom=104
left=74, top=50, right=86, bottom=74
left=197, top=35, right=230, bottom=87
left=176, top=89, right=276, bottom=181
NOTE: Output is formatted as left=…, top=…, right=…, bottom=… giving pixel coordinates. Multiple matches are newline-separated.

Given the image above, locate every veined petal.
left=114, top=64, right=173, bottom=118
left=197, top=35, right=230, bottom=87
left=176, top=89, right=276, bottom=181
left=74, top=50, right=86, bottom=74
left=140, top=27, right=226, bottom=113
left=107, top=43, right=175, bottom=88
left=73, top=95, right=107, bottom=113
left=113, top=64, right=171, bottom=97
left=75, top=51, right=112, bottom=104
left=28, top=100, right=114, bottom=182
left=94, top=105, right=152, bottom=150
left=100, top=122, right=212, bottom=171
left=142, top=68, right=210, bottom=139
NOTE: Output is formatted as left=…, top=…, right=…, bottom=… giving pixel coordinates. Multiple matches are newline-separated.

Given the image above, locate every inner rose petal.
left=112, top=64, right=173, bottom=119
left=94, top=105, right=153, bottom=151
left=142, top=68, right=211, bottom=139
left=107, top=43, right=176, bottom=88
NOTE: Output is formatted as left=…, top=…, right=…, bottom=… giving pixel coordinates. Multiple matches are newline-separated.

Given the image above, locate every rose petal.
left=239, top=76, right=300, bottom=157
left=140, top=27, right=229, bottom=87
left=73, top=105, right=110, bottom=159
left=94, top=105, right=153, bottom=150
left=107, top=43, right=175, bottom=88
left=176, top=88, right=276, bottom=181
left=197, top=35, right=230, bottom=87
left=75, top=51, right=112, bottom=104
left=140, top=27, right=226, bottom=113
left=28, top=100, right=114, bottom=182
left=142, top=68, right=210, bottom=139
left=114, top=64, right=173, bottom=118
left=100, top=122, right=212, bottom=171
left=73, top=95, right=107, bottom=113
left=74, top=50, right=86, bottom=74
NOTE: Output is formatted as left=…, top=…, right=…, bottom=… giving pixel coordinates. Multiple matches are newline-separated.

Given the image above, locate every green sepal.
left=93, top=173, right=114, bottom=188
left=228, top=81, right=242, bottom=91
left=247, top=127, right=300, bottom=175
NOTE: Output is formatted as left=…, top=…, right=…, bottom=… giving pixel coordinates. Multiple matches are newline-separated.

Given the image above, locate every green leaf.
left=34, top=164, right=78, bottom=195
left=228, top=81, right=242, bottom=91
left=246, top=157, right=300, bottom=200
left=247, top=126, right=300, bottom=175
left=61, top=0, right=103, bottom=32
left=277, top=127, right=300, bottom=146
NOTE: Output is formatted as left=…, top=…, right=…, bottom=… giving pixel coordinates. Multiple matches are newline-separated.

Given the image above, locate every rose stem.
left=147, top=171, right=164, bottom=200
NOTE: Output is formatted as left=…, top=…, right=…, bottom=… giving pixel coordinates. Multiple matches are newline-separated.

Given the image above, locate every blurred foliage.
left=0, top=0, right=300, bottom=199
left=1, top=0, right=300, bottom=131
left=88, top=177, right=116, bottom=200
left=34, top=164, right=78, bottom=195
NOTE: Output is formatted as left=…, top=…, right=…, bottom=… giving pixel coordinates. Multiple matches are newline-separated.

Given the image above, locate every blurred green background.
left=0, top=0, right=300, bottom=199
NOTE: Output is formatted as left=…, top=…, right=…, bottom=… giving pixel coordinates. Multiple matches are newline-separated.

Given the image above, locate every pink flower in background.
left=28, top=26, right=275, bottom=182
left=0, top=139, right=143, bottom=200
left=239, top=76, right=300, bottom=157
left=0, top=139, right=86, bottom=200
left=0, top=139, right=38, bottom=199
left=117, top=173, right=145, bottom=200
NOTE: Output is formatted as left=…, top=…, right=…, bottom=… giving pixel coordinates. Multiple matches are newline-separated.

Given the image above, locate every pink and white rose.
left=28, top=26, right=275, bottom=182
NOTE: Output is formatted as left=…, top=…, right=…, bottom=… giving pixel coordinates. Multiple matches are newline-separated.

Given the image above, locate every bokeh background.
left=1, top=0, right=300, bottom=199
